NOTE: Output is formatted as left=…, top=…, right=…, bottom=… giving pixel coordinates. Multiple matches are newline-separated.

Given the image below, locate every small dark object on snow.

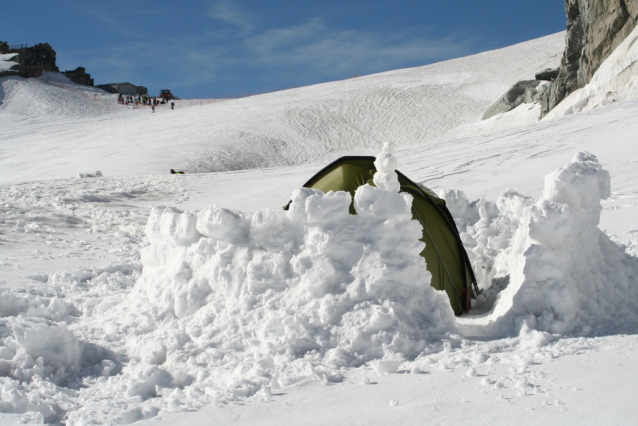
left=170, top=169, right=185, bottom=175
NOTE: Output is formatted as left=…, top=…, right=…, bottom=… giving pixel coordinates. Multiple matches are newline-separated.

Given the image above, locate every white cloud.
left=202, top=3, right=473, bottom=81
left=207, top=0, right=254, bottom=33
left=238, top=19, right=473, bottom=80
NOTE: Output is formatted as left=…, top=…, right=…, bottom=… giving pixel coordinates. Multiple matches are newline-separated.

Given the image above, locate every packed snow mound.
left=451, top=152, right=638, bottom=336
left=545, top=25, right=638, bottom=119
left=0, top=74, right=118, bottom=118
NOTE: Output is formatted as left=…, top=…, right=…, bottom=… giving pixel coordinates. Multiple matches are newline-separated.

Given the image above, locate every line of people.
left=117, top=94, right=168, bottom=106
left=118, top=94, right=142, bottom=105
left=117, top=94, right=175, bottom=111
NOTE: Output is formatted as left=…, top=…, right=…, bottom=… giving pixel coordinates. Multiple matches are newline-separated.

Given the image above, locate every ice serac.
left=541, top=0, right=638, bottom=116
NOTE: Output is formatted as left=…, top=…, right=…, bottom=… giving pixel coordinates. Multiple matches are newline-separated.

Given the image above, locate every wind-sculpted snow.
left=450, top=153, right=638, bottom=336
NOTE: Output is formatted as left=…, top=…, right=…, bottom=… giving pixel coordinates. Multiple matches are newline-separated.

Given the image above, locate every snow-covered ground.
left=0, top=53, right=19, bottom=73
left=1, top=30, right=638, bottom=425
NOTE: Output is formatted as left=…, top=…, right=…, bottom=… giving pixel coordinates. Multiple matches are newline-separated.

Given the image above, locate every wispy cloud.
left=202, top=2, right=474, bottom=82
left=242, top=20, right=472, bottom=78
left=70, top=2, right=476, bottom=96
left=207, top=0, right=254, bottom=33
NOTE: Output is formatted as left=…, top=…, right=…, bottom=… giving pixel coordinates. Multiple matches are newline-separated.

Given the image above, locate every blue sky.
left=5, top=1, right=566, bottom=99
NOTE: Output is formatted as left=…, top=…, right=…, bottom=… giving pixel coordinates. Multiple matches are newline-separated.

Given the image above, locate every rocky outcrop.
left=1, top=42, right=59, bottom=78
left=541, top=0, right=638, bottom=117
left=483, top=80, right=550, bottom=119
left=21, top=43, right=59, bottom=78
left=64, top=67, right=94, bottom=86
left=535, top=67, right=560, bottom=81
left=1, top=42, right=97, bottom=86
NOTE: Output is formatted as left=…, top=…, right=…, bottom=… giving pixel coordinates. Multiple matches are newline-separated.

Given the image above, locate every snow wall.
left=447, top=152, right=638, bottom=336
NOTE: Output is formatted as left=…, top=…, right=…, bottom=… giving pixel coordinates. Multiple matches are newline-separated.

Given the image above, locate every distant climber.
left=171, top=102, right=175, bottom=110
left=152, top=104, right=155, bottom=113
left=170, top=169, right=185, bottom=175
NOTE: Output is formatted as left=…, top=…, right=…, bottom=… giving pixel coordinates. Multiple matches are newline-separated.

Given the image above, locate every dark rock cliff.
left=21, top=43, right=60, bottom=77
left=64, top=67, right=94, bottom=86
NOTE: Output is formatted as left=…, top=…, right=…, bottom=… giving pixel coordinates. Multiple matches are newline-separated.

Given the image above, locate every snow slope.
left=1, top=30, right=638, bottom=425
left=0, top=33, right=564, bottom=185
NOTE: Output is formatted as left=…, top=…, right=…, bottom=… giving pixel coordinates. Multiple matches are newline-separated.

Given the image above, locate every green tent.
left=286, top=156, right=478, bottom=315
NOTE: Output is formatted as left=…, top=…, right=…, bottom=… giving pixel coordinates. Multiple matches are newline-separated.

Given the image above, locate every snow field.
left=0, top=33, right=565, bottom=184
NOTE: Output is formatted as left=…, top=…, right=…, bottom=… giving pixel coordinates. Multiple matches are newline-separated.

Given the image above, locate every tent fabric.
left=288, top=156, right=477, bottom=315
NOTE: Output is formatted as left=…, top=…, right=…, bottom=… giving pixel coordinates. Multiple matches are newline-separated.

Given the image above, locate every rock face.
left=482, top=80, right=550, bottom=119
left=21, top=43, right=59, bottom=77
left=64, top=67, right=94, bottom=86
left=541, top=0, right=638, bottom=116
